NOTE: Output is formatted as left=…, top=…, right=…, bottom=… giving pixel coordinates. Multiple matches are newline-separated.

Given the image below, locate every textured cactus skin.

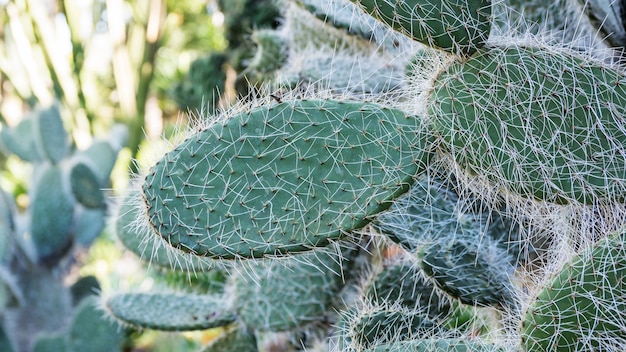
left=115, top=188, right=214, bottom=271
left=365, top=262, right=451, bottom=319
left=109, top=1, right=626, bottom=351
left=142, top=99, right=432, bottom=258
left=417, top=232, right=516, bottom=308
left=32, top=105, right=69, bottom=164
left=339, top=308, right=441, bottom=351
left=366, top=338, right=506, bottom=351
left=429, top=45, right=626, bottom=204
left=349, top=0, right=491, bottom=55
left=234, top=248, right=345, bottom=331
left=520, top=230, right=626, bottom=351
left=105, top=292, right=236, bottom=331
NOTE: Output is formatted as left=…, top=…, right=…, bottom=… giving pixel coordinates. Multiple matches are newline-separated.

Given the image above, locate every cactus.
left=233, top=247, right=346, bottom=331
left=105, top=292, right=236, bottom=331
left=141, top=99, right=432, bottom=258
left=521, top=230, right=626, bottom=351
left=110, top=0, right=626, bottom=351
left=429, top=45, right=626, bottom=204
left=348, top=0, right=492, bottom=55
left=0, top=105, right=124, bottom=352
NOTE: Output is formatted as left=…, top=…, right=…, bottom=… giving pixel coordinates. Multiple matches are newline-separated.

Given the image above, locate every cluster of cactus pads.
left=0, top=105, right=125, bottom=352
left=107, top=0, right=626, bottom=351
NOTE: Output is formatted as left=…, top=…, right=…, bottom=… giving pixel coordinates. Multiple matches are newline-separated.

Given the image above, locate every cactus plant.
left=109, top=0, right=626, bottom=351
left=0, top=105, right=124, bottom=352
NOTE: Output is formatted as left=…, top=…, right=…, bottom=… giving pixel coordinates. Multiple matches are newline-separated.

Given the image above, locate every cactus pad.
left=418, top=233, right=516, bottom=308
left=429, top=45, right=626, bottom=204
left=234, top=248, right=345, bottom=331
left=116, top=188, right=214, bottom=271
left=142, top=99, right=431, bottom=258
left=521, top=231, right=626, bottom=351
left=349, top=0, right=492, bottom=55
left=105, top=292, right=236, bottom=331
left=367, top=338, right=505, bottom=351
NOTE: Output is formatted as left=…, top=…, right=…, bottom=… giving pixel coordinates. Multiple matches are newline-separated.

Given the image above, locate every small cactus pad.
left=234, top=248, right=345, bottom=331
left=33, top=105, right=69, bottom=164
left=349, top=0, right=492, bottom=55
left=104, top=292, right=236, bottom=331
left=521, top=231, right=626, bottom=351
left=69, top=297, right=124, bottom=352
left=367, top=338, right=505, bottom=351
left=418, top=233, right=516, bottom=307
left=365, top=262, right=452, bottom=319
left=69, top=161, right=105, bottom=208
left=142, top=99, right=431, bottom=258
left=0, top=118, right=39, bottom=162
left=429, top=45, right=626, bottom=204
left=31, top=165, right=75, bottom=263
left=340, top=308, right=441, bottom=351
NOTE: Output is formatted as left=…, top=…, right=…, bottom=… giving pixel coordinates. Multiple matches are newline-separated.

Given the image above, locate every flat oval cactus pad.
left=142, top=99, right=431, bottom=258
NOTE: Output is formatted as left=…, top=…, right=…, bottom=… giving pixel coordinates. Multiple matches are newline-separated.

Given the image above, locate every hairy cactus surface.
left=429, top=45, right=626, bottom=204
left=142, top=99, right=432, bottom=258
left=109, top=0, right=626, bottom=351
left=349, top=0, right=492, bottom=55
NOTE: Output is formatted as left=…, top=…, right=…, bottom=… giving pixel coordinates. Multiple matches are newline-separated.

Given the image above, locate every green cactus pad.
left=365, top=262, right=452, bottom=319
left=69, top=297, right=124, bottom=352
left=234, top=247, right=345, bottom=331
left=69, top=161, right=105, bottom=208
left=77, top=140, right=118, bottom=185
left=296, top=54, right=404, bottom=94
left=521, top=231, right=626, bottom=351
left=116, top=188, right=214, bottom=271
left=142, top=99, right=431, bottom=258
left=349, top=0, right=491, bottom=55
left=367, top=338, right=505, bottom=351
left=33, top=105, right=69, bottom=164
left=70, top=275, right=101, bottom=306
left=340, top=308, right=441, bottom=351
left=31, top=165, right=75, bottom=263
left=201, top=326, right=257, bottom=352
left=429, top=45, right=626, bottom=204
left=104, top=292, right=236, bottom=331
left=418, top=233, right=516, bottom=307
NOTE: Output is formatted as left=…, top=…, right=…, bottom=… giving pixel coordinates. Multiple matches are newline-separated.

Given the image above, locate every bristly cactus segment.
left=520, top=230, right=626, bottom=351
left=105, top=292, right=236, bottom=331
left=429, top=45, right=626, bottom=204
left=348, top=0, right=492, bottom=56
left=142, top=99, right=432, bottom=258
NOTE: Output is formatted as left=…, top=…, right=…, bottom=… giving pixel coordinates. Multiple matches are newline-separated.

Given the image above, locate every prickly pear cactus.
left=141, top=99, right=432, bottom=258
left=110, top=0, right=626, bottom=351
